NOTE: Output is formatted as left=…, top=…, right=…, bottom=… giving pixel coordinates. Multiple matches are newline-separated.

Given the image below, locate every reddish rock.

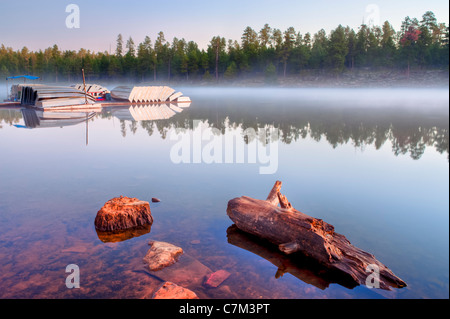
left=150, top=254, right=213, bottom=288
left=143, top=241, right=184, bottom=271
left=152, top=282, right=198, bottom=299
left=204, top=270, right=231, bottom=288
left=151, top=198, right=161, bottom=203
left=95, top=196, right=153, bottom=232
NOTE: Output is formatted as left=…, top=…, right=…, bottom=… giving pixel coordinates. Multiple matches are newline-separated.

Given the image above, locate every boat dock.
left=1, top=84, right=191, bottom=112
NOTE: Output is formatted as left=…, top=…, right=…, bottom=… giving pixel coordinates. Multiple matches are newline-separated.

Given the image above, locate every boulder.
left=95, top=196, right=153, bottom=232
left=143, top=241, right=183, bottom=271
left=152, top=282, right=198, bottom=299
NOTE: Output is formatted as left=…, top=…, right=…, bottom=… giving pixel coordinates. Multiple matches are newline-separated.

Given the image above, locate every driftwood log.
left=226, top=181, right=407, bottom=290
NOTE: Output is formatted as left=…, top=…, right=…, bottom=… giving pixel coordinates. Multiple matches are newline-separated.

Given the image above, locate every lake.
left=0, top=87, right=448, bottom=299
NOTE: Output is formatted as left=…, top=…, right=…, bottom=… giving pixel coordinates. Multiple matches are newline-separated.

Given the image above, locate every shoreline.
left=172, top=69, right=449, bottom=89
left=2, top=70, right=448, bottom=93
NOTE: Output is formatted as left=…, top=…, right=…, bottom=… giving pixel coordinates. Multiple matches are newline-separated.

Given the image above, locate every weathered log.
left=226, top=181, right=407, bottom=290
left=266, top=180, right=282, bottom=206
left=277, top=192, right=292, bottom=210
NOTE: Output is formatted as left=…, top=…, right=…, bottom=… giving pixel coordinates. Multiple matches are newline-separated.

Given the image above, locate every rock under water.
left=143, top=241, right=184, bottom=272
left=152, top=282, right=198, bottom=299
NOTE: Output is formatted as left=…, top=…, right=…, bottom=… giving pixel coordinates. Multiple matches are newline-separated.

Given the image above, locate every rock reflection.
left=96, top=224, right=151, bottom=243
left=226, top=225, right=358, bottom=290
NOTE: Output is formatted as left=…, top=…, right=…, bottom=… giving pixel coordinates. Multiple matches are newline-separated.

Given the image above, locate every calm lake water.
left=0, top=87, right=448, bottom=299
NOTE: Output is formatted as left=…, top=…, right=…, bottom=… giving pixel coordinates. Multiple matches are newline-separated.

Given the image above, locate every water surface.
left=0, top=87, right=448, bottom=299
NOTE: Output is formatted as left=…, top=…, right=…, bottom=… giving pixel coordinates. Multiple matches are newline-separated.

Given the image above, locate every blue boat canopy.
left=6, top=75, right=40, bottom=80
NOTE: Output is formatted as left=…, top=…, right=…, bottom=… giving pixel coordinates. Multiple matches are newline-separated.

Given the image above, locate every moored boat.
left=110, top=86, right=191, bottom=104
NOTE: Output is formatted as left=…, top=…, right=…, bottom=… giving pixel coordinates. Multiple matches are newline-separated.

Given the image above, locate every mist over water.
left=178, top=86, right=449, bottom=106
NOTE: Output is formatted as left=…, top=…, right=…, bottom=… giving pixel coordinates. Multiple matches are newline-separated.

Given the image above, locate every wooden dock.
left=1, top=84, right=191, bottom=112
left=0, top=102, right=21, bottom=108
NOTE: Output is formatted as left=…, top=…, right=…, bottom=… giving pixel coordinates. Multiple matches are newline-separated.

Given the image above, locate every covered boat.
left=110, top=86, right=191, bottom=104
left=20, top=85, right=98, bottom=110
left=5, top=75, right=40, bottom=102
left=72, top=83, right=109, bottom=101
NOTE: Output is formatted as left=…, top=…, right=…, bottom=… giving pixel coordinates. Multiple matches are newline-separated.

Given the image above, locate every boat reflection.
left=96, top=224, right=151, bottom=243
left=14, top=108, right=96, bottom=145
left=17, top=108, right=95, bottom=129
left=226, top=225, right=358, bottom=290
left=108, top=103, right=190, bottom=122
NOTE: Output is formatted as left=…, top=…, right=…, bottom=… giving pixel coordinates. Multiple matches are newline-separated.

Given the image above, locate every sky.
left=0, top=0, right=449, bottom=52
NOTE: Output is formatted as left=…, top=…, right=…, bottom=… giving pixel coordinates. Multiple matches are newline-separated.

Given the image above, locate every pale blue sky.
left=0, top=0, right=448, bottom=52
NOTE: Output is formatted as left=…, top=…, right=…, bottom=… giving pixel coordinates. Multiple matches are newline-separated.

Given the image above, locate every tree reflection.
left=1, top=101, right=448, bottom=161
left=120, top=117, right=447, bottom=161
left=0, top=109, right=22, bottom=129
left=111, top=102, right=449, bottom=161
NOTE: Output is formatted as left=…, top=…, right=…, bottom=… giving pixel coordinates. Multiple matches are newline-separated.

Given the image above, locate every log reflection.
left=226, top=225, right=358, bottom=290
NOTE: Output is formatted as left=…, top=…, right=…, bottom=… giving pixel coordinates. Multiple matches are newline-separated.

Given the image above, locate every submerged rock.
left=143, top=241, right=183, bottom=271
left=152, top=282, right=198, bottom=299
left=95, top=196, right=153, bottom=232
left=204, top=270, right=231, bottom=288
left=149, top=254, right=213, bottom=288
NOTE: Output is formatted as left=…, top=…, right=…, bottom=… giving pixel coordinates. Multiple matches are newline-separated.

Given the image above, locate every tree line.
left=0, top=11, right=448, bottom=83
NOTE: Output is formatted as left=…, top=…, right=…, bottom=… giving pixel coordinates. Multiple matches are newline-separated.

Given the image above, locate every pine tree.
left=116, top=34, right=123, bottom=57
left=209, top=36, right=226, bottom=80
left=281, top=27, right=296, bottom=77
left=327, top=25, right=348, bottom=74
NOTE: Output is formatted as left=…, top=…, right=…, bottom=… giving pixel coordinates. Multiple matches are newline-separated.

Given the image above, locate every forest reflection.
left=1, top=101, right=448, bottom=161
left=102, top=100, right=448, bottom=161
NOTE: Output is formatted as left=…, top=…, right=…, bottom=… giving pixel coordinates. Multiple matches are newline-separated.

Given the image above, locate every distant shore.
left=168, top=69, right=449, bottom=89
left=2, top=69, right=448, bottom=94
